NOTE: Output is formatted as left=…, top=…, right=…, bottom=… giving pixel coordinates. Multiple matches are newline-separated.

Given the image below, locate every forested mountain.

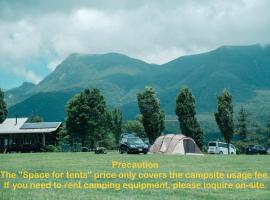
left=7, top=44, right=270, bottom=124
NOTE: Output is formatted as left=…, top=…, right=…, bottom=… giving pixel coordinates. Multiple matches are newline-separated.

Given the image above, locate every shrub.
left=94, top=147, right=107, bottom=154
left=45, top=145, right=59, bottom=152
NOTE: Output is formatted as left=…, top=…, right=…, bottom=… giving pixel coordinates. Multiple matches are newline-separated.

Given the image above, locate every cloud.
left=0, top=19, right=42, bottom=85
left=0, top=0, right=270, bottom=88
left=48, top=59, right=62, bottom=71
left=11, top=67, right=42, bottom=84
left=0, top=20, right=40, bottom=59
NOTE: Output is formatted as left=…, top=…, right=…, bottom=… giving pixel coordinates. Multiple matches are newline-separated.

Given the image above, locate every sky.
left=0, top=0, right=270, bottom=90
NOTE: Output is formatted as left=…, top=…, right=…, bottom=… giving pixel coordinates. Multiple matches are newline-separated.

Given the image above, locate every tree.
left=137, top=87, right=165, bottom=144
left=266, top=118, right=270, bottom=138
left=107, top=108, right=123, bottom=143
left=234, top=106, right=250, bottom=153
left=0, top=89, right=8, bottom=123
left=175, top=87, right=203, bottom=148
left=236, top=106, right=249, bottom=141
left=57, top=123, right=70, bottom=144
left=214, top=89, right=234, bottom=155
left=66, top=88, right=107, bottom=148
left=123, top=120, right=145, bottom=138
left=265, top=118, right=270, bottom=148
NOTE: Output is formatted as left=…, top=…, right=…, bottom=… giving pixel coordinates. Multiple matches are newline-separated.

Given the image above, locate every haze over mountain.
left=6, top=44, right=270, bottom=124
left=5, top=82, right=36, bottom=106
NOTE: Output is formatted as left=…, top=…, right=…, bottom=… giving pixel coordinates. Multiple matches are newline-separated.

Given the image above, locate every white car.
left=208, top=141, right=236, bottom=155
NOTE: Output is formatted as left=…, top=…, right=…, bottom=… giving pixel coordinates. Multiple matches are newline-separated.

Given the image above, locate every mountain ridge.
left=6, top=44, right=270, bottom=122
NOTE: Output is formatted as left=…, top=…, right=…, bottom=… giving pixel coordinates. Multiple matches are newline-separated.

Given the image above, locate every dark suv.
left=119, top=136, right=148, bottom=154
left=245, top=145, right=267, bottom=155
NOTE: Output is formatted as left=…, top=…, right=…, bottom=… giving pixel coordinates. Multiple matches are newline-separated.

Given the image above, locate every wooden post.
left=4, top=137, right=8, bottom=147
left=42, top=133, right=45, bottom=146
left=8, top=135, right=12, bottom=145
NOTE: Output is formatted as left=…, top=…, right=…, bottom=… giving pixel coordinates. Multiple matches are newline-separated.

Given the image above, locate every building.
left=0, top=118, right=62, bottom=153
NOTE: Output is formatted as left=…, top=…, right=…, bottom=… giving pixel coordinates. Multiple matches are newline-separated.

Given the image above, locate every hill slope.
left=159, top=44, right=270, bottom=113
left=7, top=44, right=270, bottom=122
left=5, top=82, right=35, bottom=106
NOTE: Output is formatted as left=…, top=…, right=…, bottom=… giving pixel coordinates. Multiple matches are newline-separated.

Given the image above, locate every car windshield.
left=127, top=138, right=144, bottom=144
left=255, top=146, right=263, bottom=150
left=209, top=142, right=216, bottom=146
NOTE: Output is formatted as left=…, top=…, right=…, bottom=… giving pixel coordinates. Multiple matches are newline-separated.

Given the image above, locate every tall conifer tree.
left=214, top=89, right=234, bottom=155
left=175, top=87, right=203, bottom=148
left=0, top=89, right=8, bottom=123
left=137, top=87, right=165, bottom=144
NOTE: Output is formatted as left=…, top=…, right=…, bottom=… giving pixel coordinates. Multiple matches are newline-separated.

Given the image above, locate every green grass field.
left=0, top=152, right=269, bottom=200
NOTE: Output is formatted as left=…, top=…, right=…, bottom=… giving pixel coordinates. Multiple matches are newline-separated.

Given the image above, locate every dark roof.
left=0, top=118, right=62, bottom=134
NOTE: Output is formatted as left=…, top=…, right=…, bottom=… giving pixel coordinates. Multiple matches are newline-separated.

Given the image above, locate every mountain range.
left=5, top=44, right=270, bottom=129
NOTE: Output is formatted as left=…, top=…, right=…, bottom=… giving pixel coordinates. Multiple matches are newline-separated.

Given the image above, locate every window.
left=218, top=143, right=227, bottom=148
left=209, top=142, right=217, bottom=147
left=127, top=138, right=144, bottom=144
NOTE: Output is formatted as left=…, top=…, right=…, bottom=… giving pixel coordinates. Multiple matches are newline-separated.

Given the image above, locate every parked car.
left=245, top=145, right=267, bottom=155
left=119, top=136, right=148, bottom=154
left=267, top=147, right=270, bottom=154
left=120, top=133, right=136, bottom=139
left=142, top=138, right=150, bottom=145
left=207, top=141, right=236, bottom=155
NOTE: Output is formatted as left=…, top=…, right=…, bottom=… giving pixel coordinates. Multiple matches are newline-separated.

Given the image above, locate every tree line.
left=59, top=86, right=205, bottom=149
left=0, top=87, right=270, bottom=153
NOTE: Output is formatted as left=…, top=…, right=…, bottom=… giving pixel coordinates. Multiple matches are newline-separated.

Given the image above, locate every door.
left=183, top=139, right=195, bottom=153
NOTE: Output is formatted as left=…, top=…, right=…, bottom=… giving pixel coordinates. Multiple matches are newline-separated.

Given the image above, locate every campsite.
left=1, top=1, right=270, bottom=199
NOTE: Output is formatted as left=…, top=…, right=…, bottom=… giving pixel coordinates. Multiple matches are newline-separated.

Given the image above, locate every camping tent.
left=149, top=134, right=203, bottom=155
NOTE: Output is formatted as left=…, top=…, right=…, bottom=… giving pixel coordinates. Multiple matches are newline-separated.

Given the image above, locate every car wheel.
left=126, top=148, right=131, bottom=154
left=219, top=151, right=223, bottom=155
left=119, top=148, right=124, bottom=154
left=143, top=151, right=147, bottom=154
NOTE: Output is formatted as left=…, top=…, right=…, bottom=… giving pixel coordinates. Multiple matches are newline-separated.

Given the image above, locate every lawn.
left=0, top=152, right=269, bottom=200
